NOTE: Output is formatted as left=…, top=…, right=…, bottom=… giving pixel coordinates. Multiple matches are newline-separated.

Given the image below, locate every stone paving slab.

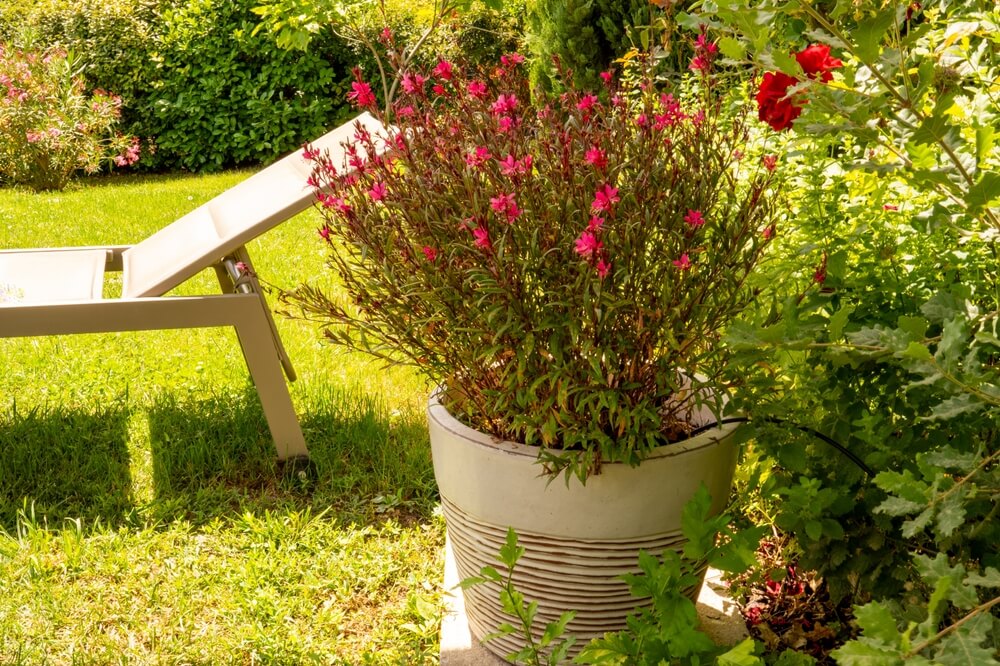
left=440, top=536, right=748, bottom=665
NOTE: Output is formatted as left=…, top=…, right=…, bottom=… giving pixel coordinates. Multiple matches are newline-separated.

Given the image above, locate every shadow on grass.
left=0, top=399, right=134, bottom=531
left=145, top=384, right=437, bottom=527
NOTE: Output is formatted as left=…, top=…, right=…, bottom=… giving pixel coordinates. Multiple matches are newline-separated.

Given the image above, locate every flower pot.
left=428, top=388, right=740, bottom=659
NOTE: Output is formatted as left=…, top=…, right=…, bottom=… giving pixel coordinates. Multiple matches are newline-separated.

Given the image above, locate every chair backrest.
left=120, top=112, right=384, bottom=299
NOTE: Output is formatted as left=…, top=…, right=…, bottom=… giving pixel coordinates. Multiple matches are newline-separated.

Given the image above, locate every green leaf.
left=498, top=527, right=524, bottom=568
left=829, top=304, right=855, bottom=340
left=912, top=115, right=960, bottom=148
left=935, top=492, right=967, bottom=538
left=854, top=602, right=901, bottom=645
left=921, top=394, right=983, bottom=422
left=934, top=614, right=999, bottom=666
left=805, top=519, right=823, bottom=540
left=717, top=638, right=763, bottom=665
left=967, top=171, right=1000, bottom=212
left=975, top=126, right=995, bottom=164
left=718, top=36, right=747, bottom=61
left=830, top=640, right=901, bottom=665
left=876, top=496, right=924, bottom=517
left=901, top=341, right=933, bottom=362
left=966, top=567, right=1000, bottom=588
left=853, top=9, right=895, bottom=62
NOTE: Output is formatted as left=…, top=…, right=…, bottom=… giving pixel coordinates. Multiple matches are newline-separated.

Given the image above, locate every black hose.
left=690, top=416, right=875, bottom=477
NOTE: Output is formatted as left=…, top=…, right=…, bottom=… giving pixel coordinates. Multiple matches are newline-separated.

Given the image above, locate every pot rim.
left=428, top=385, right=741, bottom=466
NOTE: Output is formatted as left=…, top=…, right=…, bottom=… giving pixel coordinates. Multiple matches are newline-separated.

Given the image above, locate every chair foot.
left=278, top=454, right=317, bottom=485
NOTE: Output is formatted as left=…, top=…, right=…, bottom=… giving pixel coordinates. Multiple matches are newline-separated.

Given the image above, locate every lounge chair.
left=0, top=112, right=383, bottom=460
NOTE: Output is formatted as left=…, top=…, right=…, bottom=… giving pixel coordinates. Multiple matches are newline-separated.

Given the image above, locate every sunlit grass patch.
left=0, top=172, right=442, bottom=663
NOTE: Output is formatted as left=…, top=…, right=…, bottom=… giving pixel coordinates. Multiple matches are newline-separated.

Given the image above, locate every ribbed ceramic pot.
left=428, top=388, right=739, bottom=660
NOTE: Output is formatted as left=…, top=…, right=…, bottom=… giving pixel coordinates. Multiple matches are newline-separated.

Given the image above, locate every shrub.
left=140, top=0, right=352, bottom=171
left=283, top=49, right=783, bottom=479
left=527, top=0, right=654, bottom=92
left=0, top=44, right=138, bottom=191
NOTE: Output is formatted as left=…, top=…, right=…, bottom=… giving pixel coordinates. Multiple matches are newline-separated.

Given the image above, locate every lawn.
left=0, top=172, right=444, bottom=664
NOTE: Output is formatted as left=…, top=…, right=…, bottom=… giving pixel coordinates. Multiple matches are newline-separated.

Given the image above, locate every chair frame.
left=0, top=112, right=384, bottom=461
left=0, top=244, right=307, bottom=459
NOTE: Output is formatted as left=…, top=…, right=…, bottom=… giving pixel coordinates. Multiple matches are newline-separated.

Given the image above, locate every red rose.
left=795, top=44, right=843, bottom=83
left=755, top=71, right=801, bottom=131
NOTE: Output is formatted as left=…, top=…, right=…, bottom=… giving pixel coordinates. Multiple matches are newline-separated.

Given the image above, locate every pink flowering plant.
left=0, top=44, right=139, bottom=192
left=285, top=45, right=783, bottom=479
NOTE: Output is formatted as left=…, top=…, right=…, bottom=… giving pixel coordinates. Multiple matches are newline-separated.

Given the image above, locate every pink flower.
left=490, top=192, right=521, bottom=222
left=577, top=94, right=599, bottom=113
left=762, top=154, right=778, bottom=171
left=379, top=27, right=393, bottom=44
left=694, top=33, right=719, bottom=55
left=591, top=183, right=620, bottom=213
left=883, top=204, right=898, bottom=211
left=684, top=209, right=705, bottom=228
left=491, top=94, right=518, bottom=115
left=433, top=60, right=454, bottom=80
left=347, top=81, right=376, bottom=108
left=432, top=83, right=448, bottom=97
left=465, top=146, right=491, bottom=168
left=575, top=231, right=603, bottom=258
left=318, top=226, right=331, bottom=241
left=763, top=225, right=776, bottom=240
left=634, top=113, right=649, bottom=128
left=587, top=215, right=604, bottom=232
left=500, top=52, right=525, bottom=67
left=499, top=154, right=518, bottom=175
left=497, top=116, right=515, bottom=133
left=689, top=55, right=711, bottom=73
left=319, top=194, right=352, bottom=215
left=497, top=154, right=532, bottom=177
left=302, top=144, right=320, bottom=161
left=467, top=80, right=488, bottom=98
left=599, top=70, right=613, bottom=84
left=401, top=72, right=427, bottom=94
left=422, top=246, right=438, bottom=262
left=585, top=147, right=607, bottom=170
left=368, top=181, right=387, bottom=201
left=673, top=254, right=692, bottom=271
left=472, top=226, right=491, bottom=249
left=596, top=258, right=611, bottom=278
left=397, top=105, right=415, bottom=118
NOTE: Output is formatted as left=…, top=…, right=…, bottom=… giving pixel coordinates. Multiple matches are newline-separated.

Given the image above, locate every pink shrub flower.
left=491, top=94, right=518, bottom=115
left=591, top=184, right=620, bottom=213
left=577, top=94, right=599, bottom=113
left=490, top=192, right=521, bottom=222
left=465, top=146, right=491, bottom=168
left=434, top=60, right=454, bottom=80
left=684, top=209, right=705, bottom=228
left=368, top=181, right=387, bottom=201
left=401, top=73, right=427, bottom=95
left=673, top=254, right=692, bottom=270
left=762, top=154, right=778, bottom=171
left=348, top=81, right=376, bottom=108
left=472, top=226, right=491, bottom=249
left=500, top=53, right=525, bottom=67
left=422, top=246, right=438, bottom=262
left=467, top=80, right=488, bottom=98
left=575, top=231, right=603, bottom=258
left=596, top=258, right=611, bottom=278
left=585, top=147, right=607, bottom=170
left=588, top=215, right=604, bottom=232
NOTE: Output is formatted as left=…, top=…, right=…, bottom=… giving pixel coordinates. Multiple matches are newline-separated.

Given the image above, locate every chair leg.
left=232, top=301, right=309, bottom=460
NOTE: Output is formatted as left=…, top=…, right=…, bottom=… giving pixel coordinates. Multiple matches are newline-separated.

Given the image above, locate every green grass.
left=0, top=173, right=444, bottom=664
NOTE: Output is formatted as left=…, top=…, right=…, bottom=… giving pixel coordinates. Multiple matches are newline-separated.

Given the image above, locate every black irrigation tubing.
left=690, top=417, right=876, bottom=477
